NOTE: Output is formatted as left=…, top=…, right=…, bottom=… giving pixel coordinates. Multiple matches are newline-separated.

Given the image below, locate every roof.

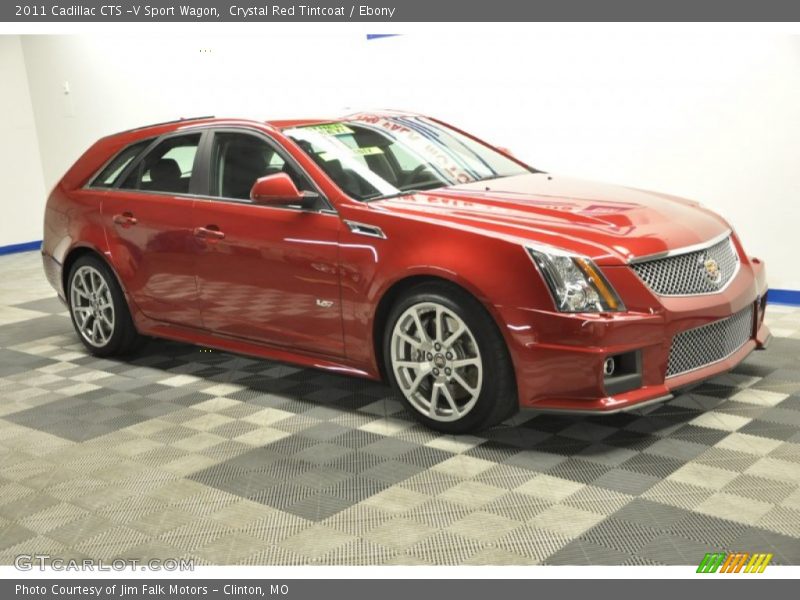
left=106, top=110, right=423, bottom=141
left=266, top=118, right=334, bottom=129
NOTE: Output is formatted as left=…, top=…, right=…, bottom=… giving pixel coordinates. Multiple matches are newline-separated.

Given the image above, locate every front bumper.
left=501, top=256, right=770, bottom=413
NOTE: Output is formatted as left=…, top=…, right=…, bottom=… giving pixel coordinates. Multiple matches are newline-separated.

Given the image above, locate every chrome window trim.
left=628, top=229, right=732, bottom=265
left=94, top=123, right=338, bottom=215
left=192, top=192, right=337, bottom=215
left=99, top=187, right=339, bottom=216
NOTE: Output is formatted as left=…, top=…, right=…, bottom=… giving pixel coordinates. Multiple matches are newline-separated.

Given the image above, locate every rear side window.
left=119, top=133, right=201, bottom=194
left=90, top=139, right=151, bottom=188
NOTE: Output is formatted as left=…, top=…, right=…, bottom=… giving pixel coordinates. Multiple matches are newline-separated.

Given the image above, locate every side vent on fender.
left=344, top=220, right=386, bottom=239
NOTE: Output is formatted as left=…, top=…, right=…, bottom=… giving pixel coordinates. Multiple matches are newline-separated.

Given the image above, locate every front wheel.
left=383, top=282, right=518, bottom=433
left=67, top=254, right=143, bottom=357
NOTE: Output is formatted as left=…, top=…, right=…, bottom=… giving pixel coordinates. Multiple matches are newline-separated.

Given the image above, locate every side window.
left=209, top=132, right=309, bottom=200
left=119, top=133, right=201, bottom=194
left=90, top=139, right=152, bottom=188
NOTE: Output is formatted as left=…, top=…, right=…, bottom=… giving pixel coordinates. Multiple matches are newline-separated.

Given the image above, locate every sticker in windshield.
left=318, top=147, right=383, bottom=161
left=354, top=146, right=383, bottom=155
left=305, top=123, right=353, bottom=136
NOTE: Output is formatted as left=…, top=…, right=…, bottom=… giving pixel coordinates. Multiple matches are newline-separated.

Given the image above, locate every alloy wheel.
left=70, top=265, right=115, bottom=348
left=390, top=301, right=483, bottom=422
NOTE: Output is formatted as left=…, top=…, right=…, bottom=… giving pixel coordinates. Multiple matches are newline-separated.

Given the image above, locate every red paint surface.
left=42, top=114, right=770, bottom=413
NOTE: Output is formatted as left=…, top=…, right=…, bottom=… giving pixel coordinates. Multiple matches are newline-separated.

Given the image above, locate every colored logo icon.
left=697, top=552, right=773, bottom=573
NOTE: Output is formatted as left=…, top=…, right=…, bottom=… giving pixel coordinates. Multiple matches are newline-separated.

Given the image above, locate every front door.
left=193, top=130, right=344, bottom=357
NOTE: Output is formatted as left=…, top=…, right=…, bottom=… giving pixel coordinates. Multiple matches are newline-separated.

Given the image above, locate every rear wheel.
left=383, top=282, right=517, bottom=433
left=67, top=254, right=142, bottom=356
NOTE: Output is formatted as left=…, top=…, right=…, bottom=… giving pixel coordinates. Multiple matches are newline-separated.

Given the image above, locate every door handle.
left=193, top=226, right=225, bottom=240
left=112, top=212, right=138, bottom=227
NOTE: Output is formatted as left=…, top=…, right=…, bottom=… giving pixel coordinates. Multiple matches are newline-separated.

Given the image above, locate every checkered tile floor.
left=1, top=250, right=799, bottom=565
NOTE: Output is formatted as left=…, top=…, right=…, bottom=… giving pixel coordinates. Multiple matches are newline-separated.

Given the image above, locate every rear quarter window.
left=89, top=139, right=153, bottom=188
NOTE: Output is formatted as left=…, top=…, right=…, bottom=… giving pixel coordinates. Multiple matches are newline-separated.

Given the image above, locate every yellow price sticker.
left=306, top=123, right=353, bottom=136
left=354, top=146, right=383, bottom=156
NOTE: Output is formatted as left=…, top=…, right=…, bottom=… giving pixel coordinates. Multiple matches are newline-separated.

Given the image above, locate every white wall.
left=0, top=35, right=47, bottom=247
left=9, top=29, right=800, bottom=288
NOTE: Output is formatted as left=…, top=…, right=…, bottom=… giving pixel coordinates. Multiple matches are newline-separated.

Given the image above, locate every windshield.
left=284, top=114, right=532, bottom=201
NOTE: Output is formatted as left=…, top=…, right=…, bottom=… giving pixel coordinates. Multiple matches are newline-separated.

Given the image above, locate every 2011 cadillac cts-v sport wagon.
left=42, top=112, right=771, bottom=432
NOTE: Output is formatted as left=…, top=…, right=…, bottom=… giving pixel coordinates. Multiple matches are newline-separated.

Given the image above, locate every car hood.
left=371, top=173, right=731, bottom=265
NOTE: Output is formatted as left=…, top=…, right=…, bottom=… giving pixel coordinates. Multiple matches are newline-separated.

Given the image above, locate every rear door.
left=192, top=129, right=344, bottom=357
left=101, top=132, right=203, bottom=325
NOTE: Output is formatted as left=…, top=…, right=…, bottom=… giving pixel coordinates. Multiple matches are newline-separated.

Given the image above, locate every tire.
left=67, top=254, right=143, bottom=357
left=383, top=281, right=518, bottom=433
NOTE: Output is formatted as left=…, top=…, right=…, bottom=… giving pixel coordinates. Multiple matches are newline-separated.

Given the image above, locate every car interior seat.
left=222, top=142, right=270, bottom=200
left=148, top=158, right=185, bottom=193
left=296, top=140, right=376, bottom=199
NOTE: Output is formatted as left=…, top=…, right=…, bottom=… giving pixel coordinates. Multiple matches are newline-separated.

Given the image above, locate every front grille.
left=666, top=305, right=754, bottom=378
left=632, top=236, right=739, bottom=296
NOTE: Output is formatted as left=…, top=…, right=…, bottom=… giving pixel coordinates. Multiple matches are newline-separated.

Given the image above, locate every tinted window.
left=209, top=132, right=309, bottom=200
left=285, top=115, right=531, bottom=201
left=90, top=139, right=151, bottom=188
left=120, top=133, right=201, bottom=194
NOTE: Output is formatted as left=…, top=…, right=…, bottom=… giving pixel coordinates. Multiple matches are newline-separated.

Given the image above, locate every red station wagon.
left=42, top=112, right=771, bottom=432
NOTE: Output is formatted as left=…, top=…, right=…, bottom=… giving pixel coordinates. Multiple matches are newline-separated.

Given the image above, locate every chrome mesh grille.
left=666, top=305, right=754, bottom=378
left=632, top=236, right=739, bottom=296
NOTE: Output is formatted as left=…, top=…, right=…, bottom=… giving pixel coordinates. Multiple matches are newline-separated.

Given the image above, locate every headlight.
left=525, top=245, right=625, bottom=313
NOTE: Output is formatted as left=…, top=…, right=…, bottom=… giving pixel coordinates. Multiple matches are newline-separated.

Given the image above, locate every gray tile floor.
left=1, top=250, right=799, bottom=565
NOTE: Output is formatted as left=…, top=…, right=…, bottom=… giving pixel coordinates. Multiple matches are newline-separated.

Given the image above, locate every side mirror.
left=250, top=173, right=305, bottom=205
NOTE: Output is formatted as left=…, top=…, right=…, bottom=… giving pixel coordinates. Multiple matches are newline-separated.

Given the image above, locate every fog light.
left=603, top=351, right=642, bottom=395
left=603, top=357, right=616, bottom=376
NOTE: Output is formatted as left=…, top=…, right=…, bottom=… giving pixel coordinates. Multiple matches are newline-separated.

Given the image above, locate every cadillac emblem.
left=703, top=257, right=722, bottom=285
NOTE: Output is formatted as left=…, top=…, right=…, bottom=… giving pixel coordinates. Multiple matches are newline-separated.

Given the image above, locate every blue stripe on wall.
left=366, top=34, right=401, bottom=40
left=769, top=289, right=800, bottom=306
left=0, top=240, right=41, bottom=256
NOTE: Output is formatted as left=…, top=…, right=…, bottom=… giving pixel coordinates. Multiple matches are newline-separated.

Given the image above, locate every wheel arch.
left=371, top=272, right=512, bottom=381
left=61, top=244, right=132, bottom=309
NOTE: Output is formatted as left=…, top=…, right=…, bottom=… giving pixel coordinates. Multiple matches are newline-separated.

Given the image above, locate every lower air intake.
left=666, top=305, right=754, bottom=378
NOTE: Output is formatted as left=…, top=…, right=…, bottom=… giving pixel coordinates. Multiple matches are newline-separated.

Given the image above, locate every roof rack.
left=108, top=115, right=216, bottom=137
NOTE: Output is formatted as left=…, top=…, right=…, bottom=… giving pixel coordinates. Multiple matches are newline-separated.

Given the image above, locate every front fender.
left=337, top=206, right=553, bottom=374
